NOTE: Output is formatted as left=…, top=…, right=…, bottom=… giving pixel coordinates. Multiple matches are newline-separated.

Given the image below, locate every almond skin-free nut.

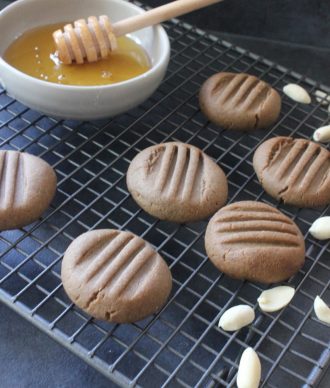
left=283, top=83, right=311, bottom=104
left=218, top=305, right=255, bottom=331
left=313, top=125, right=330, bottom=143
left=309, top=217, right=330, bottom=240
left=315, top=90, right=330, bottom=106
left=237, top=347, right=261, bottom=388
left=314, top=296, right=330, bottom=325
left=257, top=286, right=295, bottom=312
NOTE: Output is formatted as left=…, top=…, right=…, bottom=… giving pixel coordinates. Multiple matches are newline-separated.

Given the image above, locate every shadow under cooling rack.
left=0, top=3, right=330, bottom=387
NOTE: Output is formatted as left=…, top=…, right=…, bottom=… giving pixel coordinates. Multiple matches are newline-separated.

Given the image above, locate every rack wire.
left=0, top=2, right=329, bottom=386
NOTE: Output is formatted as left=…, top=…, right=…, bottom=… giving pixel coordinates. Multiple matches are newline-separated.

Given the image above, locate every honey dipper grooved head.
left=53, top=15, right=117, bottom=64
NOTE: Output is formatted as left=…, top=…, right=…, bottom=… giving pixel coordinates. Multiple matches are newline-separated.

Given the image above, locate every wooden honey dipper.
left=53, top=0, right=222, bottom=65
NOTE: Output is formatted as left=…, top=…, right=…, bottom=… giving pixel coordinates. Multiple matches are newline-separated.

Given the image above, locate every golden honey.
left=3, top=23, right=150, bottom=86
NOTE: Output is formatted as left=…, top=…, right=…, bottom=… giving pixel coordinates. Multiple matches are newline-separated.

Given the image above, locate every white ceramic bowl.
left=0, top=0, right=170, bottom=119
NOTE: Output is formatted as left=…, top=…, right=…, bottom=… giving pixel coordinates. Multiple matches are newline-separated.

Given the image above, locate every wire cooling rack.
left=0, top=3, right=329, bottom=387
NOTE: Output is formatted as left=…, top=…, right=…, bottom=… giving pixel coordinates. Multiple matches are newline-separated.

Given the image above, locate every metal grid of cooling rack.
left=0, top=3, right=330, bottom=387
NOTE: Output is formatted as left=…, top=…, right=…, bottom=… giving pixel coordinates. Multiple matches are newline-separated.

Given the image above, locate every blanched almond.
left=237, top=347, right=261, bottom=388
left=309, top=217, right=330, bottom=240
left=218, top=305, right=255, bottom=331
left=257, top=286, right=295, bottom=312
left=314, top=296, right=330, bottom=325
left=315, top=90, right=330, bottom=106
left=283, top=83, right=311, bottom=104
left=313, top=125, right=330, bottom=143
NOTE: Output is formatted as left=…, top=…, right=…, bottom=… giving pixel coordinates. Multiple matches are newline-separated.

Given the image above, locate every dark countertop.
left=0, top=1, right=329, bottom=387
left=0, top=303, right=114, bottom=388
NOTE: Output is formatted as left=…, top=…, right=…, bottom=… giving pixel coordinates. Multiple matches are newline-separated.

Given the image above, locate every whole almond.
left=218, top=305, right=255, bottom=331
left=313, top=125, right=330, bottom=143
left=237, top=347, right=261, bottom=388
left=258, top=286, right=295, bottom=312
left=314, top=296, right=330, bottom=325
left=283, top=84, right=311, bottom=104
left=309, top=217, right=330, bottom=240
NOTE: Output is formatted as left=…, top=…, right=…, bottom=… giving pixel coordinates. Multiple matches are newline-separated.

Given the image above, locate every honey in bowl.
left=3, top=23, right=151, bottom=86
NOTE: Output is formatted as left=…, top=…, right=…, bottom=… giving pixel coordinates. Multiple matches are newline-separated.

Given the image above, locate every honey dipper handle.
left=112, top=0, right=222, bottom=37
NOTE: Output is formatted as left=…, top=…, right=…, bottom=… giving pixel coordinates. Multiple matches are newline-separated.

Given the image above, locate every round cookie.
left=205, top=201, right=305, bottom=283
left=62, top=229, right=172, bottom=323
left=253, top=137, right=330, bottom=208
left=199, top=72, right=281, bottom=131
left=0, top=150, right=57, bottom=230
left=126, top=142, right=228, bottom=223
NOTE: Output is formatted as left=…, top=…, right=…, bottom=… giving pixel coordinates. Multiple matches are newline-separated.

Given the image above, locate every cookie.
left=126, top=142, right=228, bottom=223
left=199, top=72, right=281, bottom=131
left=205, top=201, right=305, bottom=283
left=61, top=229, right=172, bottom=323
left=0, top=150, right=57, bottom=230
left=253, top=137, right=330, bottom=208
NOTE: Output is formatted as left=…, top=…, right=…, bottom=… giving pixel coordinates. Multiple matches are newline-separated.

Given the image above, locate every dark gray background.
left=145, top=0, right=330, bottom=48
left=0, top=1, right=329, bottom=387
left=144, top=0, right=330, bottom=85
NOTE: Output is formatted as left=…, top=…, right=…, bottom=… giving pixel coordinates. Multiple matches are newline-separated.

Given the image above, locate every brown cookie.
left=126, top=142, right=228, bottom=223
left=253, top=137, right=330, bottom=208
left=199, top=72, right=281, bottom=131
left=0, top=150, right=57, bottom=230
left=61, top=229, right=172, bottom=323
left=205, top=201, right=305, bottom=283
